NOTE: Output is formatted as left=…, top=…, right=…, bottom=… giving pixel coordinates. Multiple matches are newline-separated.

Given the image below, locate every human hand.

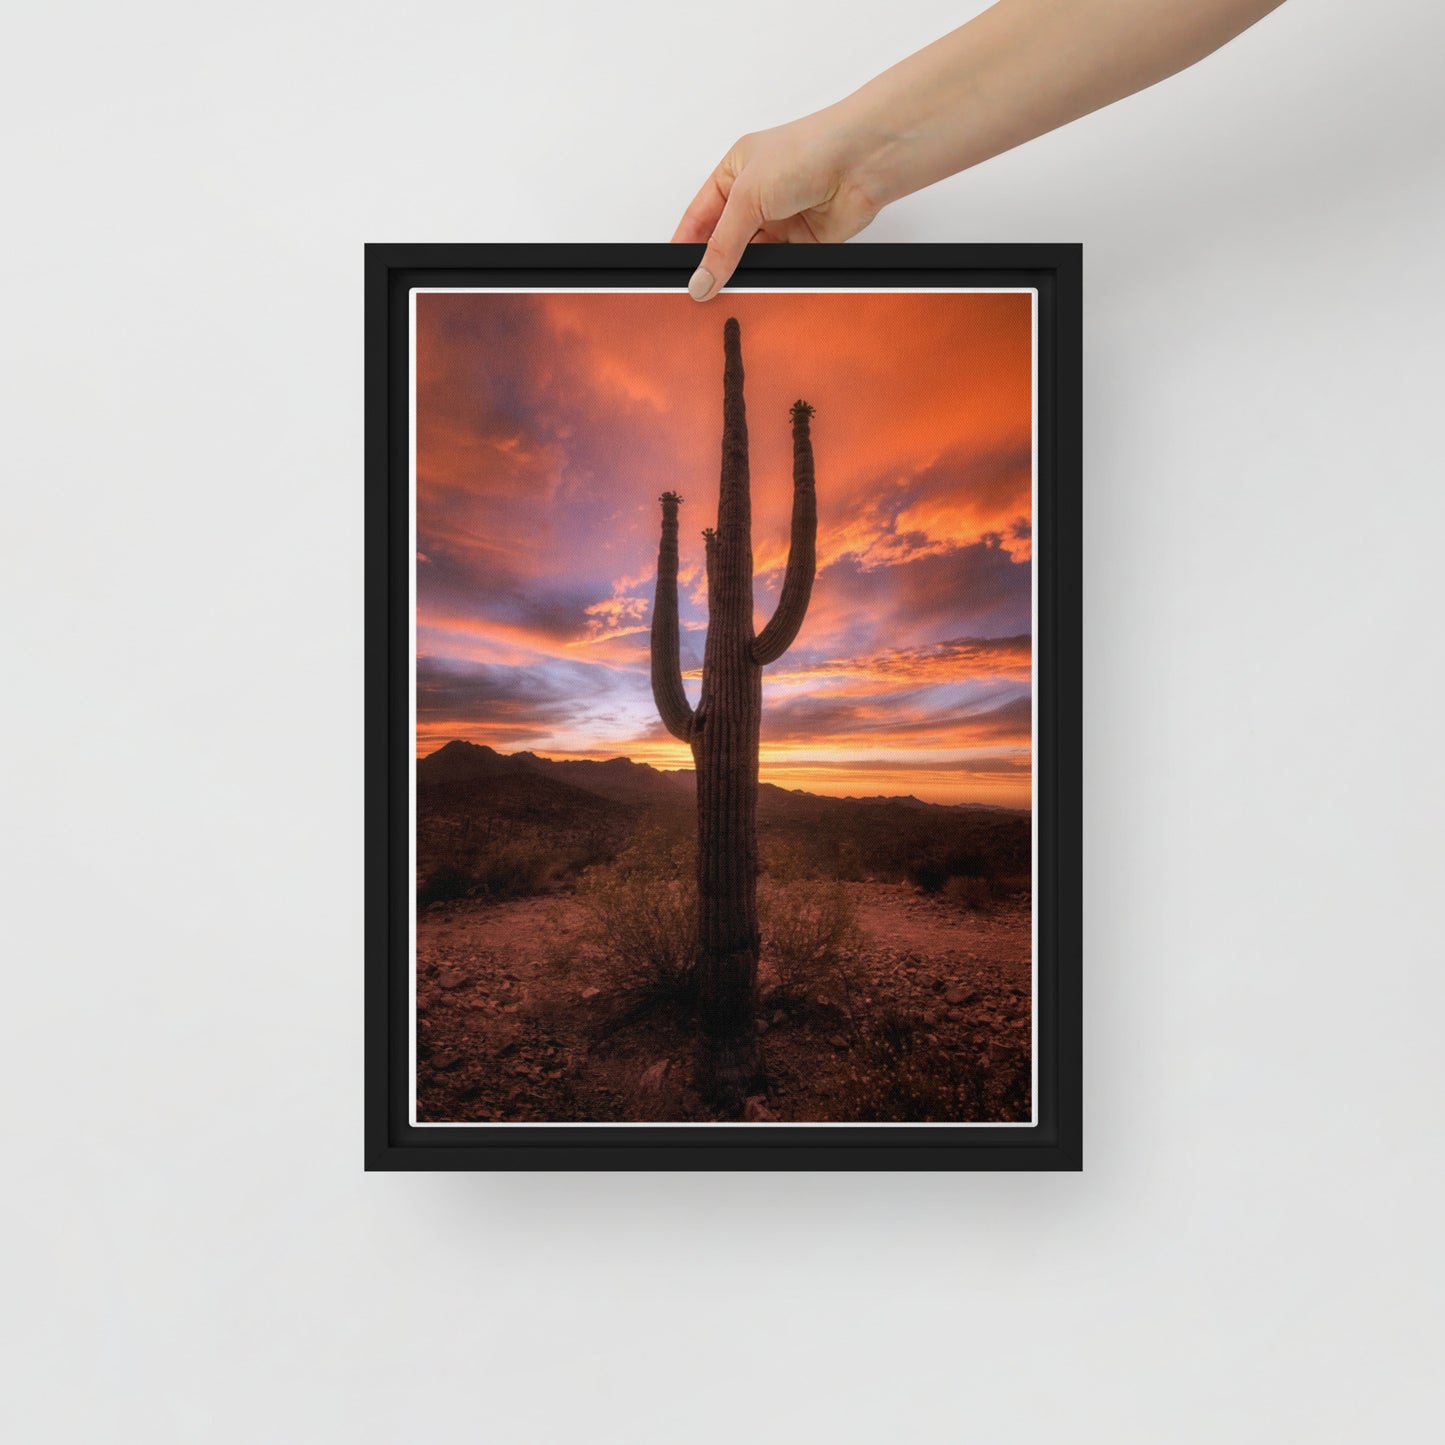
left=672, top=109, right=887, bottom=302
left=673, top=0, right=1288, bottom=303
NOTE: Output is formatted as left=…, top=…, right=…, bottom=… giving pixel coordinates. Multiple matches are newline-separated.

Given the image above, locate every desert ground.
left=412, top=742, right=1033, bottom=1124
left=416, top=883, right=1030, bottom=1123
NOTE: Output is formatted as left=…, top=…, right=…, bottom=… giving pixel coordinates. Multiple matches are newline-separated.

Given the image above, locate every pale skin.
left=674, top=0, right=1288, bottom=299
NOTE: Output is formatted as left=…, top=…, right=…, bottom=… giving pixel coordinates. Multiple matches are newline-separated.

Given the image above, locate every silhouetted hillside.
left=416, top=741, right=1031, bottom=903
left=418, top=740, right=692, bottom=807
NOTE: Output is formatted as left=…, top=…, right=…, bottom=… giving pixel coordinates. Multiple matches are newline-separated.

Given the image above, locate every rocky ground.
left=415, top=882, right=1032, bottom=1124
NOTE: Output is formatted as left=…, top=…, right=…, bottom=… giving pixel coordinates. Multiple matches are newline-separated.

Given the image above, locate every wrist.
left=817, top=89, right=926, bottom=214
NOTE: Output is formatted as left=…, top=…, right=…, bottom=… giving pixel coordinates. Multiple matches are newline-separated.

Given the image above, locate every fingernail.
left=687, top=267, right=714, bottom=301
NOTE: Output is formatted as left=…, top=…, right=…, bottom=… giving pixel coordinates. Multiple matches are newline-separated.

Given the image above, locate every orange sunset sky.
left=414, top=289, right=1034, bottom=807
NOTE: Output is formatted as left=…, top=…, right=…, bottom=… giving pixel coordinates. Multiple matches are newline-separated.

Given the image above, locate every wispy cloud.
left=414, top=290, right=1034, bottom=804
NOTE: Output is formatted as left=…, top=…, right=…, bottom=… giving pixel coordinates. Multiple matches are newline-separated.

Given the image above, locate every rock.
left=580, top=986, right=601, bottom=1000
left=946, top=1009, right=964, bottom=1023
left=743, top=1095, right=776, bottom=1122
left=944, top=985, right=969, bottom=1005
left=430, top=1051, right=461, bottom=1071
left=918, top=973, right=939, bottom=991
left=438, top=969, right=466, bottom=990
left=772, top=1010, right=787, bottom=1026
left=638, top=1059, right=670, bottom=1091
left=756, top=1019, right=768, bottom=1033
left=828, top=1033, right=850, bottom=1050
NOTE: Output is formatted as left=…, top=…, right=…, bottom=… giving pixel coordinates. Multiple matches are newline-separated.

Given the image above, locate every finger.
left=688, top=178, right=763, bottom=302
left=672, top=172, right=728, bottom=244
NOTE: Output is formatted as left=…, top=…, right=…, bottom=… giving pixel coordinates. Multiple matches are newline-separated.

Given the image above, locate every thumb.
left=688, top=179, right=763, bottom=302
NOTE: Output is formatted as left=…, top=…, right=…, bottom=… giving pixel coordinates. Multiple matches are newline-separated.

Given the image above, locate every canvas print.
left=411, top=288, right=1035, bottom=1124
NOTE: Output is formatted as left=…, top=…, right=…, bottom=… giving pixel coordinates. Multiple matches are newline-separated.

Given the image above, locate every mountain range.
left=416, top=740, right=1024, bottom=817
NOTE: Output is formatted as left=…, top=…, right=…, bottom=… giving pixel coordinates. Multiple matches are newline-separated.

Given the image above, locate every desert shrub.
left=822, top=1006, right=1031, bottom=1123
left=416, top=834, right=563, bottom=907
left=759, top=833, right=815, bottom=883
left=939, top=872, right=1032, bottom=910
left=759, top=878, right=866, bottom=1012
left=470, top=837, right=558, bottom=899
left=577, top=830, right=696, bottom=994
left=823, top=1007, right=961, bottom=1122
left=941, top=874, right=993, bottom=911
left=607, top=822, right=694, bottom=881
left=417, top=862, right=474, bottom=907
left=961, top=1047, right=1032, bottom=1122
left=903, top=855, right=949, bottom=894
left=904, top=847, right=990, bottom=895
left=831, top=839, right=866, bottom=883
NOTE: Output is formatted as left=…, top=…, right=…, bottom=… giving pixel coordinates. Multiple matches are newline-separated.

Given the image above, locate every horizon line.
left=418, top=737, right=1033, bottom=813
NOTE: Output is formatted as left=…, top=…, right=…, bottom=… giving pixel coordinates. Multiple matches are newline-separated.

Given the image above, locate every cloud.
left=765, top=634, right=1032, bottom=691
left=774, top=754, right=1032, bottom=777
left=417, top=656, right=584, bottom=729
left=580, top=593, right=649, bottom=643
left=759, top=689, right=1032, bottom=750
left=766, top=437, right=1034, bottom=578
left=786, top=537, right=1031, bottom=660
left=415, top=653, right=662, bottom=754
left=413, top=290, right=1035, bottom=804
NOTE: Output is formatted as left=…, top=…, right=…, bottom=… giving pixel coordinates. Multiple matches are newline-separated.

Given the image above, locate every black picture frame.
left=366, top=242, right=1081, bottom=1170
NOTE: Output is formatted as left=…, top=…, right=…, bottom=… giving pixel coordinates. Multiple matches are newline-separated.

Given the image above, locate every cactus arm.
left=693, top=527, right=719, bottom=730
left=751, top=400, right=817, bottom=665
left=703, top=525, right=719, bottom=594
left=650, top=491, right=696, bottom=742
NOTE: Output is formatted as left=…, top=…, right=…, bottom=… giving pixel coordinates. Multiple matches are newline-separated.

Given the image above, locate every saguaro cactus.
left=650, top=316, right=818, bottom=1108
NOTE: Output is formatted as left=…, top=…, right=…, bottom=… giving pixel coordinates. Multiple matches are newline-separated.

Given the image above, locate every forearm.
left=825, top=0, right=1287, bottom=208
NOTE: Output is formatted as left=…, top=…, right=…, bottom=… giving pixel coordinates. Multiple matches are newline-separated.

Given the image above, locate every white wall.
left=4, top=2, right=1441, bottom=1440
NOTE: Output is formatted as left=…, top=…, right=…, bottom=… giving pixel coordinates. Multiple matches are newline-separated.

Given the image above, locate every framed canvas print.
left=366, top=243, right=1080, bottom=1170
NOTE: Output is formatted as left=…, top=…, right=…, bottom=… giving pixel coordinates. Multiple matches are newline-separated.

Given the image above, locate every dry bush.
left=759, top=878, right=867, bottom=1012
left=823, top=1006, right=1031, bottom=1123
left=416, top=861, right=474, bottom=907
left=824, top=1008, right=963, bottom=1122
left=470, top=837, right=560, bottom=899
left=417, top=834, right=566, bottom=907
left=941, top=874, right=992, bottom=911
left=576, top=829, right=696, bottom=994
left=759, top=834, right=815, bottom=883
left=831, top=839, right=866, bottom=883
left=940, top=872, right=1032, bottom=911
left=991, top=873, right=1032, bottom=902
